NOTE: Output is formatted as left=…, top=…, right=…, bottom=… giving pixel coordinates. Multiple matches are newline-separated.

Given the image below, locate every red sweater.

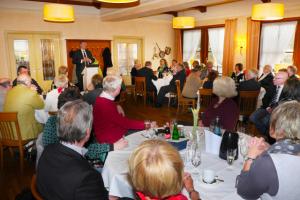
left=93, top=97, right=145, bottom=144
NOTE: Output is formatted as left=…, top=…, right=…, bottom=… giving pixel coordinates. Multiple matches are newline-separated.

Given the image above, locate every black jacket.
left=231, top=72, right=244, bottom=83
left=238, top=78, right=261, bottom=91
left=37, top=143, right=108, bottom=200
left=170, top=69, right=186, bottom=91
left=83, top=88, right=103, bottom=105
left=258, top=73, right=274, bottom=90
left=12, top=78, right=43, bottom=95
left=137, top=67, right=158, bottom=92
left=72, top=49, right=95, bottom=73
left=102, top=47, right=113, bottom=68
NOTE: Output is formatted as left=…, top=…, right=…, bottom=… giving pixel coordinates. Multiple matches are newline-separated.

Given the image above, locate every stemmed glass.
left=239, top=136, right=248, bottom=162
left=227, top=149, right=237, bottom=165
left=191, top=142, right=201, bottom=177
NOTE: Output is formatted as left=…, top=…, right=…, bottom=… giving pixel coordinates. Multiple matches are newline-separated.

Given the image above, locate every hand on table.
left=113, top=138, right=128, bottom=150
left=183, top=172, right=201, bottom=200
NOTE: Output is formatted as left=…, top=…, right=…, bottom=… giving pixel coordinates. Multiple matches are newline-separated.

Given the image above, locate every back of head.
left=145, top=61, right=152, bottom=68
left=129, top=140, right=184, bottom=199
left=287, top=65, right=297, bottom=76
left=17, top=74, right=31, bottom=86
left=270, top=101, right=300, bottom=139
left=91, top=74, right=103, bottom=89
left=280, top=78, right=300, bottom=102
left=57, top=99, right=92, bottom=143
left=183, top=61, right=189, bottom=68
left=246, top=69, right=258, bottom=80
left=54, top=75, right=68, bottom=88
left=213, top=76, right=237, bottom=98
left=57, top=86, right=82, bottom=109
left=58, top=66, right=68, bottom=75
left=103, top=75, right=122, bottom=93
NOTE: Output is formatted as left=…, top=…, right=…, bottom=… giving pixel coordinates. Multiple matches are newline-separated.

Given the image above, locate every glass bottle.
left=172, top=122, right=180, bottom=140
left=213, top=116, right=222, bottom=136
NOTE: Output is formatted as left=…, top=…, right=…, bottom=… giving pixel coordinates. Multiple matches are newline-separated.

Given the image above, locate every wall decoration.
left=152, top=42, right=171, bottom=60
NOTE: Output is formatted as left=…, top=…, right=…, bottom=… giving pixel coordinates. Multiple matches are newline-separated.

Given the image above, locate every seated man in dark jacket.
left=238, top=69, right=260, bottom=91
left=156, top=63, right=186, bottom=107
left=37, top=100, right=109, bottom=200
left=137, top=61, right=157, bottom=93
left=83, top=74, right=103, bottom=105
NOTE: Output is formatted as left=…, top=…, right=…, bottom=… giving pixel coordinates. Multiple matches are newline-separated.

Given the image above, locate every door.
left=7, top=32, right=62, bottom=91
left=113, top=37, right=143, bottom=85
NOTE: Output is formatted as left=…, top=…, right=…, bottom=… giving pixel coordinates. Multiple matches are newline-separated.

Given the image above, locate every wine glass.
left=227, top=149, right=237, bottom=165
left=239, top=136, right=248, bottom=162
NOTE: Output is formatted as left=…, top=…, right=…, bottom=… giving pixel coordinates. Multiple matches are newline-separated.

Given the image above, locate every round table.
left=102, top=126, right=250, bottom=200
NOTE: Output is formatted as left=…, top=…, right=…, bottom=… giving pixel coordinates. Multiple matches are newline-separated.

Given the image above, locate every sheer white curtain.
left=183, top=30, right=201, bottom=63
left=208, top=27, right=225, bottom=73
left=259, top=21, right=297, bottom=73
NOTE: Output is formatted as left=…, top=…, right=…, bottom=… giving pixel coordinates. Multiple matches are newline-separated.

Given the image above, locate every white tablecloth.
left=102, top=127, right=249, bottom=200
left=152, top=75, right=173, bottom=94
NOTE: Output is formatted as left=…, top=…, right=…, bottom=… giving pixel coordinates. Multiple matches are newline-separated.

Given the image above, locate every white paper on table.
left=204, top=129, right=222, bottom=155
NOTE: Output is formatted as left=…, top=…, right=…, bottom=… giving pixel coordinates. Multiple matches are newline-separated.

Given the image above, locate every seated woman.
left=202, top=71, right=218, bottom=89
left=83, top=74, right=103, bottom=105
left=182, top=68, right=202, bottom=99
left=42, top=86, right=128, bottom=163
left=157, top=58, right=169, bottom=78
left=129, top=140, right=201, bottom=200
left=236, top=101, right=300, bottom=200
left=44, top=75, right=68, bottom=112
left=93, top=75, right=146, bottom=144
left=201, top=77, right=239, bottom=131
left=231, top=63, right=244, bottom=83
left=183, top=61, right=191, bottom=77
left=50, top=65, right=73, bottom=90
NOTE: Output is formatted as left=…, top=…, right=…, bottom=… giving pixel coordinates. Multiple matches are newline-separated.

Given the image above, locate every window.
left=183, top=30, right=201, bottom=65
left=208, top=27, right=225, bottom=74
left=259, top=21, right=297, bottom=73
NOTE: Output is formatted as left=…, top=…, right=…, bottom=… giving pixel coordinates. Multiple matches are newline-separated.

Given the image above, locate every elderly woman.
left=201, top=76, right=239, bottom=131
left=129, top=140, right=201, bottom=200
left=44, top=75, right=68, bottom=112
left=236, top=101, right=300, bottom=199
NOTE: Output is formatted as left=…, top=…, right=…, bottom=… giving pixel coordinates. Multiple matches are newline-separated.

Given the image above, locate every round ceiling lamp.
left=173, top=17, right=195, bottom=29
left=252, top=3, right=284, bottom=21
left=43, top=3, right=75, bottom=22
left=96, top=0, right=138, bottom=3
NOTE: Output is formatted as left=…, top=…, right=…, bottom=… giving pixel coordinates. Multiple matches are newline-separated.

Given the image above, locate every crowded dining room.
left=1, top=0, right=300, bottom=199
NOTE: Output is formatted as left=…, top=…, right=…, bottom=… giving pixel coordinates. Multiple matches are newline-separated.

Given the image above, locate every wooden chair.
left=199, top=88, right=213, bottom=113
left=167, top=92, right=177, bottom=107
left=238, top=90, right=260, bottom=117
left=134, top=77, right=155, bottom=105
left=31, top=174, right=43, bottom=200
left=0, top=112, right=30, bottom=173
left=176, top=80, right=196, bottom=112
left=48, top=111, right=57, bottom=116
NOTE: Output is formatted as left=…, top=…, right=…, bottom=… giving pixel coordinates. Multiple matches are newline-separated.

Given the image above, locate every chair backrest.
left=199, top=89, right=213, bottom=112
left=238, top=90, right=260, bottom=116
left=175, top=80, right=181, bottom=97
left=48, top=111, right=57, bottom=116
left=134, top=77, right=146, bottom=96
left=0, top=112, right=22, bottom=145
left=31, top=174, right=43, bottom=200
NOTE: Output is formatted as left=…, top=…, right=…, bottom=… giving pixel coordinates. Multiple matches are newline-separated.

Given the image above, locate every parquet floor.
left=0, top=95, right=193, bottom=200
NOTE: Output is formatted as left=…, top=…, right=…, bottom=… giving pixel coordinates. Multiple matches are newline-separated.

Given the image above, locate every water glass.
left=227, top=149, right=236, bottom=165
left=191, top=147, right=202, bottom=168
left=239, top=136, right=248, bottom=162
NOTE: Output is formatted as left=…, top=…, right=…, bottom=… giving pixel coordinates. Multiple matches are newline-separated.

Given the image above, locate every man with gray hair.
left=4, top=74, right=44, bottom=140
left=238, top=69, right=261, bottom=91
left=93, top=75, right=146, bottom=144
left=37, top=100, right=109, bottom=199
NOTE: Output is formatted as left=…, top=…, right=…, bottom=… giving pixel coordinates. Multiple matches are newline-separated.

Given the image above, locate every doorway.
left=7, top=32, right=62, bottom=92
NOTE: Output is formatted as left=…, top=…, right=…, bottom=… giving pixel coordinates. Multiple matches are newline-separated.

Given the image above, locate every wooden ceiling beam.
left=197, top=6, right=207, bottom=13
left=164, top=11, right=178, bottom=17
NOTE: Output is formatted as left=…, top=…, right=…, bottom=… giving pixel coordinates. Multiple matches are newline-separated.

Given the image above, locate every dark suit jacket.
left=259, top=73, right=274, bottom=90
left=238, top=78, right=261, bottom=91
left=170, top=69, right=186, bottom=91
left=231, top=72, right=244, bottom=83
left=137, top=67, right=158, bottom=92
left=83, top=88, right=103, bottom=105
left=37, top=143, right=108, bottom=200
left=12, top=78, right=43, bottom=95
left=72, top=49, right=95, bottom=74
left=203, top=81, right=213, bottom=89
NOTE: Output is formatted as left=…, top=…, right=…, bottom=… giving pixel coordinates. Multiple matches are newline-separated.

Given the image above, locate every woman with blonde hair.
left=128, top=140, right=201, bottom=200
left=201, top=76, right=239, bottom=131
left=237, top=101, right=300, bottom=199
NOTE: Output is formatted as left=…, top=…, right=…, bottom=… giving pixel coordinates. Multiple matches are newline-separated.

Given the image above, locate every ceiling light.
left=252, top=3, right=284, bottom=21
left=173, top=17, right=195, bottom=29
left=96, top=0, right=138, bottom=3
left=44, top=3, right=75, bottom=22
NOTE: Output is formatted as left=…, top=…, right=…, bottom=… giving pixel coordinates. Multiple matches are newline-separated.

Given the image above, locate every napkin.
left=205, top=129, right=222, bottom=155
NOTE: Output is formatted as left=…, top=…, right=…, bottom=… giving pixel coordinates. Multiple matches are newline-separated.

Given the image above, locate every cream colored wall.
left=0, top=8, right=175, bottom=78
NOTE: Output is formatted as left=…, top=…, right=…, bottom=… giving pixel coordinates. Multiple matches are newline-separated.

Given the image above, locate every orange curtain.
left=246, top=17, right=261, bottom=70
left=200, top=28, right=209, bottom=64
left=293, top=20, right=300, bottom=74
left=222, top=19, right=237, bottom=76
left=174, top=29, right=183, bottom=63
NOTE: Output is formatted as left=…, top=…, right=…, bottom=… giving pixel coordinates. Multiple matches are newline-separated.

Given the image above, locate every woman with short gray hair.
left=236, top=101, right=300, bottom=200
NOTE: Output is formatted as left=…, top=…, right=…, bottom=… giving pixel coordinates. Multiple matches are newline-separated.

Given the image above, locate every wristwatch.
left=245, top=156, right=256, bottom=162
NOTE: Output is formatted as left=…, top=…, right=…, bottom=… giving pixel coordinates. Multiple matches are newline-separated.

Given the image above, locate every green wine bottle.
left=172, top=122, right=179, bottom=140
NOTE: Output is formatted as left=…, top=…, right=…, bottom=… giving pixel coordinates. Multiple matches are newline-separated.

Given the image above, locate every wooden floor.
left=0, top=95, right=193, bottom=200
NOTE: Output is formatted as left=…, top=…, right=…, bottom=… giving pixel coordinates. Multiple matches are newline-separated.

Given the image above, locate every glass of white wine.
left=227, top=149, right=236, bottom=165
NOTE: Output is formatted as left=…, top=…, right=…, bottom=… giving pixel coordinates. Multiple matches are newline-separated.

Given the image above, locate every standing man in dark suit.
left=156, top=63, right=186, bottom=107
left=238, top=69, right=260, bottom=91
left=137, top=61, right=157, bottom=93
left=72, top=41, right=95, bottom=91
left=37, top=100, right=109, bottom=200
